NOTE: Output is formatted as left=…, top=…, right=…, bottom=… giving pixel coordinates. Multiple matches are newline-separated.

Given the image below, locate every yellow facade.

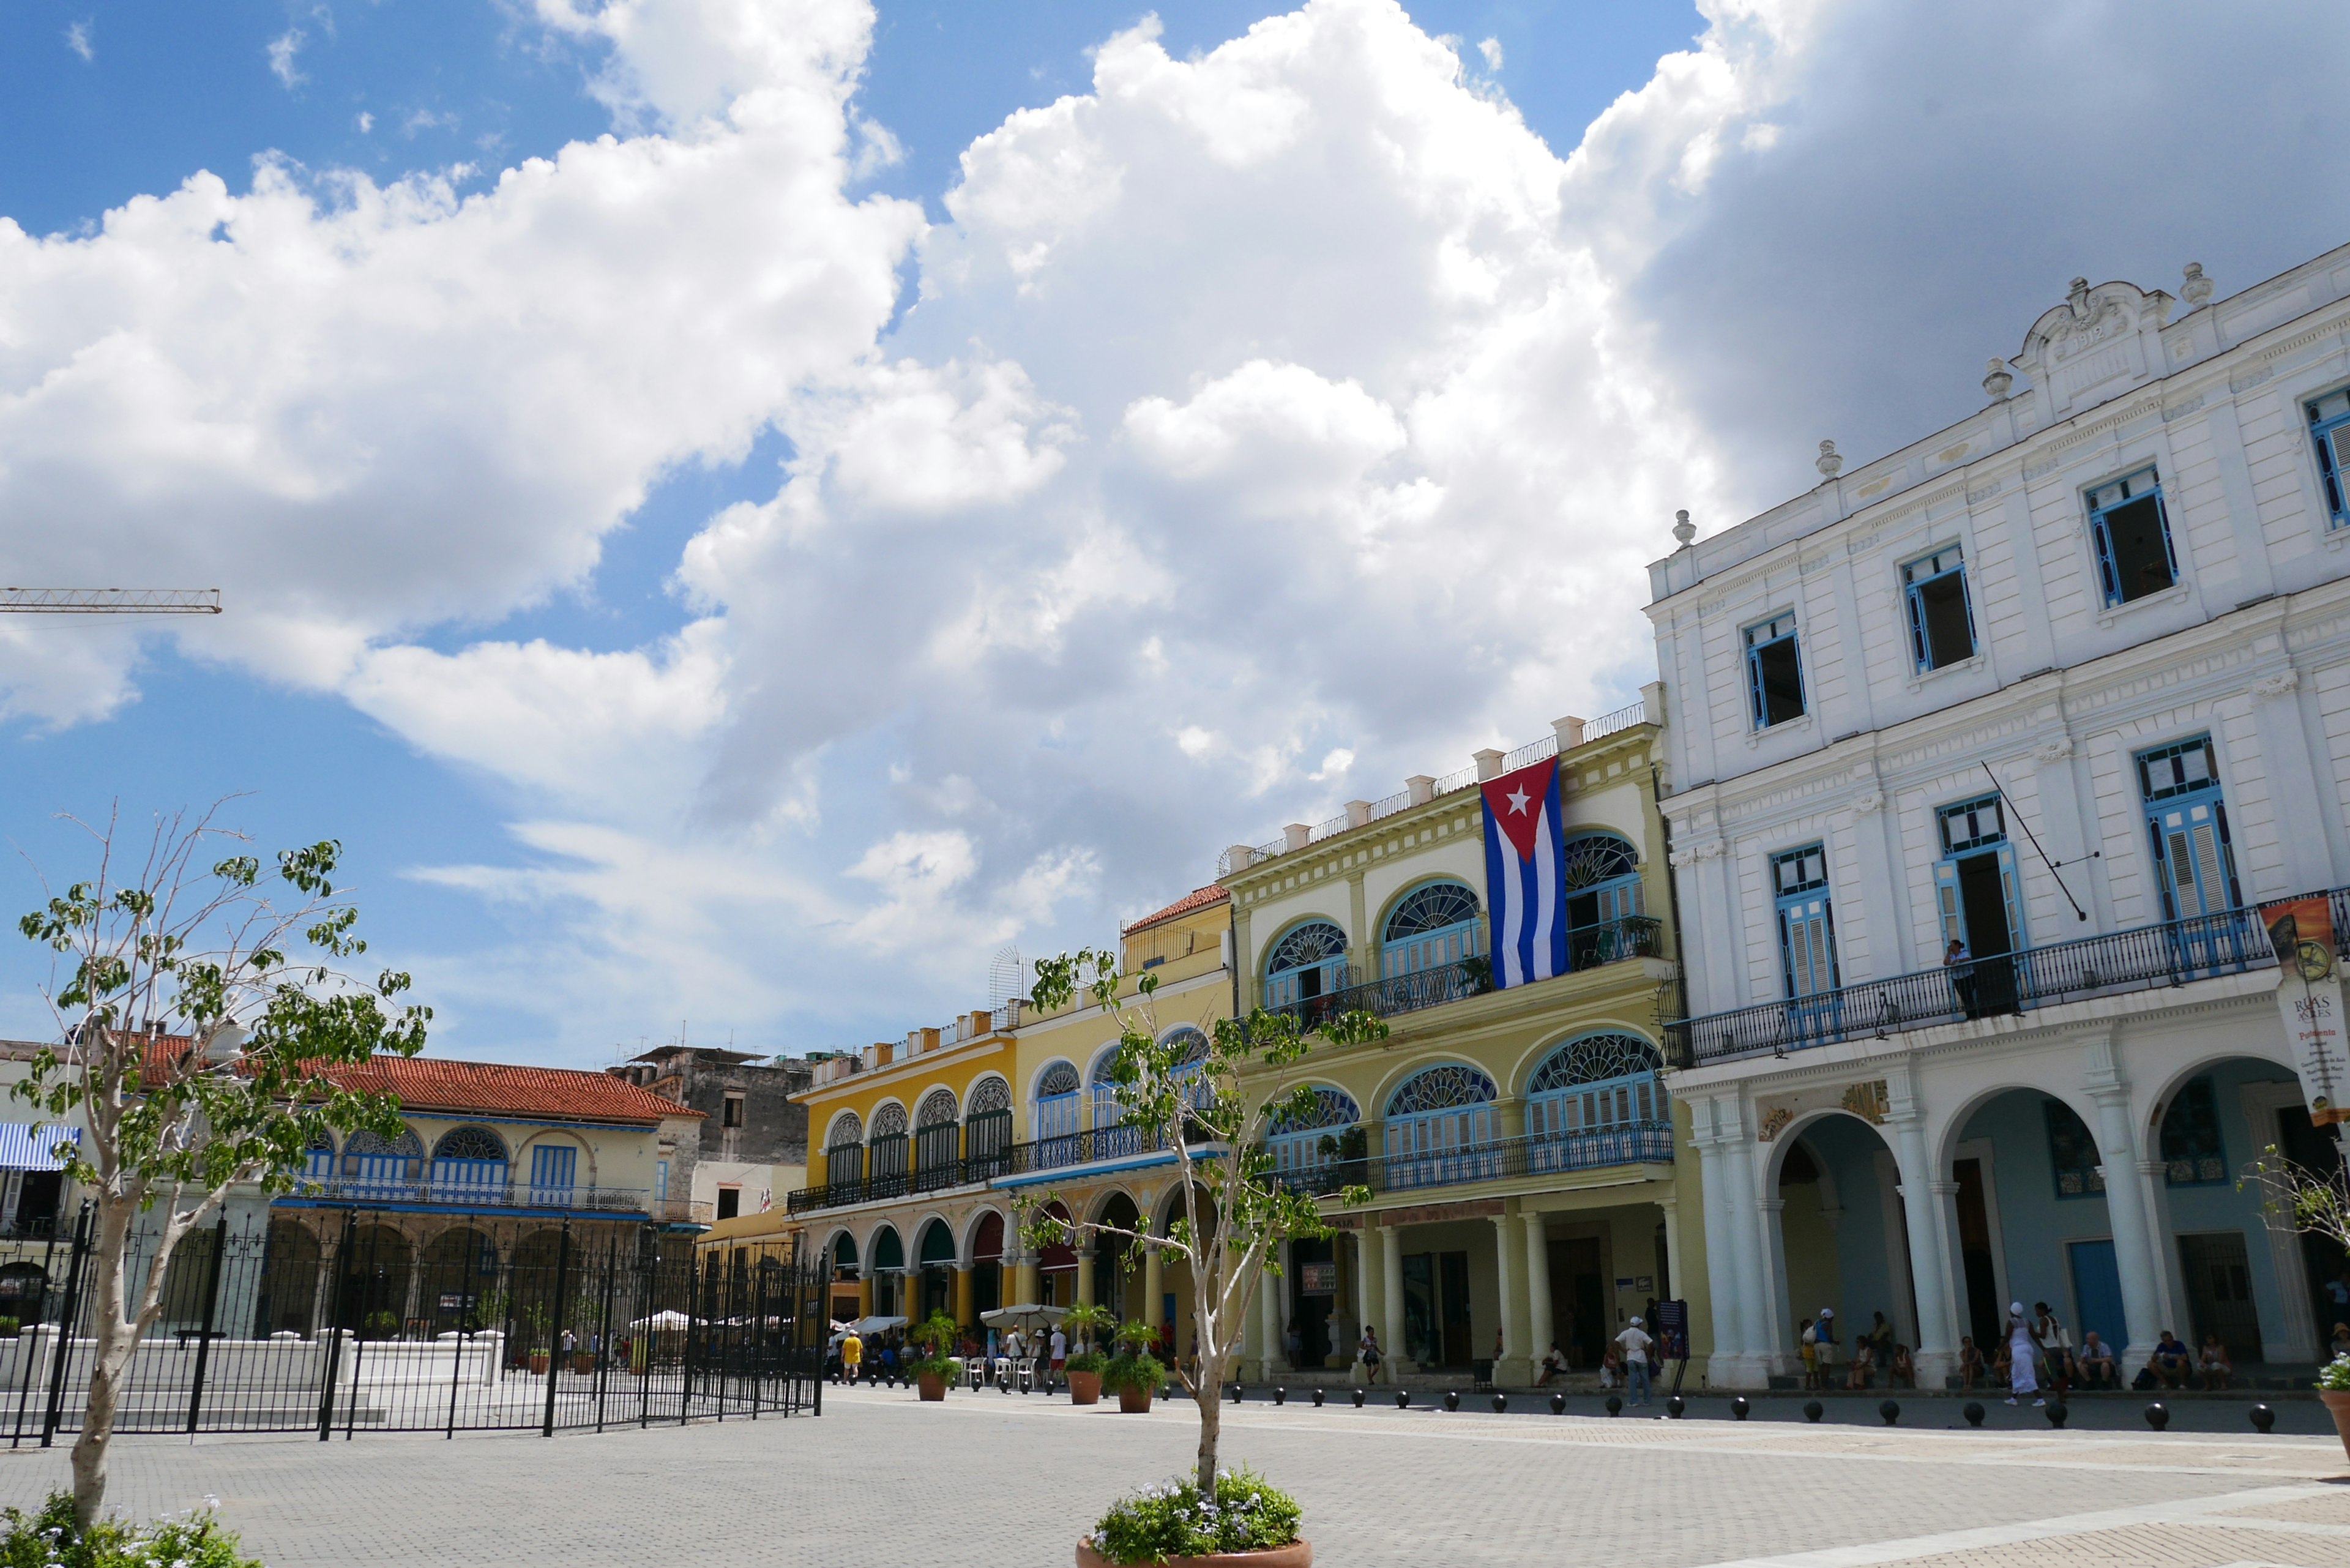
left=1222, top=703, right=1712, bottom=1387
left=789, top=892, right=1234, bottom=1358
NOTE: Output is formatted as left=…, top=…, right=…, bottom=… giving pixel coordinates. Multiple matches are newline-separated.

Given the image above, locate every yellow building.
left=788, top=887, right=1235, bottom=1353
left=1220, top=690, right=1712, bottom=1387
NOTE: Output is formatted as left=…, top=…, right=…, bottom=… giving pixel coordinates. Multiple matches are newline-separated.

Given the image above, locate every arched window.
left=870, top=1103, right=910, bottom=1193
left=1267, top=1087, right=1360, bottom=1190
left=914, top=1090, right=961, bottom=1191
left=302, top=1129, right=337, bottom=1187
left=1265, top=919, right=1351, bottom=1012
left=1559, top=833, right=1646, bottom=968
left=1526, top=1032, right=1668, bottom=1168
left=826, top=1112, right=866, bottom=1189
left=966, top=1077, right=1014, bottom=1176
left=1035, top=1061, right=1081, bottom=1168
left=1382, top=882, right=1484, bottom=977
left=1382, top=1066, right=1498, bottom=1191
left=343, top=1126, right=423, bottom=1201
left=430, top=1125, right=509, bottom=1201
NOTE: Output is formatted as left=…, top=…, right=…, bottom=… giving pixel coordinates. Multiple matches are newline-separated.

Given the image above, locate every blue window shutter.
left=1995, top=843, right=2027, bottom=950
left=1933, top=861, right=1963, bottom=948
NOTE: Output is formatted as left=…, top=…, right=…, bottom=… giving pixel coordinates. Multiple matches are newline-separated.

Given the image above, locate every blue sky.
left=2, top=1, right=2342, bottom=1066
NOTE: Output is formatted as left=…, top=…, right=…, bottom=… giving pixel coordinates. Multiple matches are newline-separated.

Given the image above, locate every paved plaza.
left=2, top=1383, right=2348, bottom=1566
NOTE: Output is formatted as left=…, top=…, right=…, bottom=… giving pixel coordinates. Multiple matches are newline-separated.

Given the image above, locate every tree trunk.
left=1193, top=1359, right=1223, bottom=1492
left=70, top=1204, right=138, bottom=1526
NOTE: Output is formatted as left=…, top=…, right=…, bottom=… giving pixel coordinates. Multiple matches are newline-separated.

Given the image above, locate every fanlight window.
left=1267, top=1088, right=1360, bottom=1184
left=869, top=1103, right=910, bottom=1185
left=1559, top=833, right=1643, bottom=966
left=1265, top=920, right=1350, bottom=1010
left=1382, top=883, right=1483, bottom=978
left=826, top=1112, right=865, bottom=1187
left=302, top=1130, right=336, bottom=1185
left=430, top=1126, right=508, bottom=1197
left=966, top=1077, right=1014, bottom=1169
left=917, top=1089, right=958, bottom=1127
left=1526, top=1032, right=1667, bottom=1141
left=870, top=1102, right=909, bottom=1140
left=344, top=1126, right=423, bottom=1198
left=1382, top=1066, right=1498, bottom=1191
left=1035, top=1061, right=1081, bottom=1163
left=968, top=1077, right=1011, bottom=1117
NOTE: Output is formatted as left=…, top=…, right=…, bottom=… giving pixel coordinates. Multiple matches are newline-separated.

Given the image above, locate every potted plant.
left=520, top=1305, right=551, bottom=1375
left=908, top=1310, right=964, bottom=1402
left=1102, top=1320, right=1167, bottom=1414
left=2318, top=1353, right=2350, bottom=1458
left=1063, top=1302, right=1116, bottom=1405
left=1028, top=949, right=1386, bottom=1567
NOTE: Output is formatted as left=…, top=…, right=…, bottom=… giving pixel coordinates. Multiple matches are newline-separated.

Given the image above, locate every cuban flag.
left=1481, top=755, right=1568, bottom=988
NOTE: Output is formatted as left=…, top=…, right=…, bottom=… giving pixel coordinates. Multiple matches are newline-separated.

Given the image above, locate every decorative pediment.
left=2009, top=277, right=2174, bottom=419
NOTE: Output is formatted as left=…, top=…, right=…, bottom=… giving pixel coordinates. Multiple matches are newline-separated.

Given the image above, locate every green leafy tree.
left=1024, top=948, right=1385, bottom=1492
left=14, top=807, right=429, bottom=1525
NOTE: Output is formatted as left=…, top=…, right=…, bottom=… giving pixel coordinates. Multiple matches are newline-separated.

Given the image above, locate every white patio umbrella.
left=630, top=1309, right=696, bottom=1331
left=980, top=1304, right=1067, bottom=1331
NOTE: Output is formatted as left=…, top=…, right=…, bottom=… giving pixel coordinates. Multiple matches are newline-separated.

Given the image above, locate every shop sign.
left=2264, top=898, right=2349, bottom=1124
left=1297, top=1262, right=1337, bottom=1296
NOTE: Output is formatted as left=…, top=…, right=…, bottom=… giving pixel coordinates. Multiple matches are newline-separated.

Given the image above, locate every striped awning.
left=0, top=1124, right=80, bottom=1172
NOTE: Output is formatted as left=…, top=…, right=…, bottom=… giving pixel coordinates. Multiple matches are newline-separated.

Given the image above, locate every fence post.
left=39, top=1202, right=93, bottom=1449
left=182, top=1213, right=231, bottom=1435
left=636, top=1234, right=653, bottom=1430
left=315, top=1210, right=357, bottom=1441
left=682, top=1245, right=699, bottom=1425
left=592, top=1238, right=616, bottom=1434
left=539, top=1219, right=571, bottom=1438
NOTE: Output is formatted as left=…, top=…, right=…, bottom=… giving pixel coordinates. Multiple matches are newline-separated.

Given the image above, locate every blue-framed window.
left=2310, top=388, right=2350, bottom=528
left=2160, top=1075, right=2228, bottom=1186
left=2087, top=466, right=2177, bottom=606
left=1525, top=1032, right=1666, bottom=1137
left=655, top=1160, right=669, bottom=1204
left=2044, top=1100, right=2106, bottom=1199
left=2137, top=736, right=2241, bottom=920
left=430, top=1125, right=508, bottom=1200
left=302, top=1132, right=336, bottom=1187
left=1381, top=882, right=1482, bottom=978
left=1034, top=1061, right=1081, bottom=1167
left=1382, top=1064, right=1499, bottom=1189
left=1267, top=1088, right=1360, bottom=1185
left=1744, top=612, right=1806, bottom=728
left=1264, top=919, right=1350, bottom=1010
left=528, top=1143, right=577, bottom=1204
left=1772, top=845, right=1838, bottom=998
left=1932, top=794, right=2025, bottom=958
left=1902, top=544, right=1975, bottom=671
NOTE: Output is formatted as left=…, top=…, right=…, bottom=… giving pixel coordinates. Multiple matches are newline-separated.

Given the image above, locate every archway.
left=257, top=1221, right=321, bottom=1336
left=1091, top=1193, right=1141, bottom=1321
left=340, top=1223, right=415, bottom=1337
left=870, top=1225, right=905, bottom=1318
left=1037, top=1201, right=1076, bottom=1306
left=420, top=1226, right=499, bottom=1332
left=915, top=1218, right=955, bottom=1321
left=1771, top=1112, right=1911, bottom=1383
left=969, top=1211, right=1004, bottom=1316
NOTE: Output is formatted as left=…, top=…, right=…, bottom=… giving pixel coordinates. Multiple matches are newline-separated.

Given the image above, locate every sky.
left=1, top=0, right=2345, bottom=1067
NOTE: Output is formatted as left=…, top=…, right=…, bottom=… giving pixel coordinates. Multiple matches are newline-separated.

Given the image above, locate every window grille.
left=2159, top=1076, right=2228, bottom=1185
left=2043, top=1100, right=2106, bottom=1198
left=1526, top=1033, right=1667, bottom=1140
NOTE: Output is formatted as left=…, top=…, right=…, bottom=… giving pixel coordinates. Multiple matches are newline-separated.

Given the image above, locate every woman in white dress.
left=2005, top=1302, right=2043, bottom=1407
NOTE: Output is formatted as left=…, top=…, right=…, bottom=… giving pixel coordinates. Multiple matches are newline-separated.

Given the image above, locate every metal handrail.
left=1663, top=905, right=2276, bottom=1067
left=1278, top=1121, right=1673, bottom=1198
left=787, top=1125, right=1190, bottom=1214
left=288, top=1178, right=649, bottom=1213
left=1266, top=916, right=1663, bottom=1029
left=1217, top=701, right=1651, bottom=876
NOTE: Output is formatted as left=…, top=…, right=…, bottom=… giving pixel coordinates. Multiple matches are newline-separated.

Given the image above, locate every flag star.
left=1506, top=786, right=1530, bottom=815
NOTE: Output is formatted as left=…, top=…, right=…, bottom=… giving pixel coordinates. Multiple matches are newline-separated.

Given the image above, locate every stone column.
left=2087, top=1086, right=2163, bottom=1361
left=953, top=1266, right=974, bottom=1327
left=1889, top=1113, right=1958, bottom=1386
left=1521, top=1212, right=1554, bottom=1367
left=1078, top=1247, right=1097, bottom=1309
left=1380, top=1223, right=1408, bottom=1373
left=856, top=1274, right=874, bottom=1318
left=1493, top=1212, right=1526, bottom=1384
left=1354, top=1228, right=1379, bottom=1366
left=1693, top=1123, right=1748, bottom=1385
left=1015, top=1252, right=1040, bottom=1307
left=1240, top=1260, right=1265, bottom=1383
left=1263, top=1265, right=1285, bottom=1374
left=1720, top=1125, right=1770, bottom=1373
left=1658, top=1194, right=1683, bottom=1304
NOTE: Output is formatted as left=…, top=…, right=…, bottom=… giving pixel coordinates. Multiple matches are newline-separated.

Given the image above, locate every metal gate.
left=0, top=1204, right=825, bottom=1445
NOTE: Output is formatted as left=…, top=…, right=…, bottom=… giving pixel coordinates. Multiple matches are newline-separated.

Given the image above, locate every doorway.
left=2179, top=1231, right=2264, bottom=1363
left=2066, top=1239, right=2126, bottom=1359
left=1289, top=1237, right=1334, bottom=1367
left=1952, top=1159, right=2004, bottom=1351
left=1550, top=1236, right=1608, bottom=1368
left=1401, top=1250, right=1474, bottom=1368
left=1954, top=854, right=2017, bottom=1012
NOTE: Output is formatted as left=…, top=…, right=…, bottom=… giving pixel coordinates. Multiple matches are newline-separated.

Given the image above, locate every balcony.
left=279, top=1178, right=650, bottom=1214
left=1267, top=916, right=1665, bottom=1030
left=1280, top=1121, right=1674, bottom=1200
left=788, top=1126, right=1188, bottom=1215
left=1664, top=905, right=2278, bottom=1068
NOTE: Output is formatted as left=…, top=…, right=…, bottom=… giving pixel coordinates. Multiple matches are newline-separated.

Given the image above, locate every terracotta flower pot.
left=1077, top=1539, right=1308, bottom=1568
left=2321, top=1389, right=2350, bottom=1461
left=1069, top=1370, right=1103, bottom=1405
left=1117, top=1384, right=1155, bottom=1414
left=573, top=1354, right=597, bottom=1374
left=528, top=1353, right=550, bottom=1375
left=918, top=1372, right=949, bottom=1402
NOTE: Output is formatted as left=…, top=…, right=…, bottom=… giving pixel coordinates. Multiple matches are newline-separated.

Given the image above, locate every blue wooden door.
left=529, top=1144, right=577, bottom=1206
left=2067, top=1238, right=2127, bottom=1357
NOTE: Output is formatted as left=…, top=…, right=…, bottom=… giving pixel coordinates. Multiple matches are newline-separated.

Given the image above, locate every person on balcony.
left=1944, top=938, right=1979, bottom=1020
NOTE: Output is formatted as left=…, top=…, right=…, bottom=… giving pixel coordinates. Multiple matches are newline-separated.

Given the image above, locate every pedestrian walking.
left=1616, top=1316, right=1655, bottom=1406
left=2004, top=1302, right=2042, bottom=1407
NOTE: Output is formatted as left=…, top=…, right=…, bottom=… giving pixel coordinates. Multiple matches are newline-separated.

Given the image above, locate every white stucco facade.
left=1647, top=244, right=2350, bottom=1390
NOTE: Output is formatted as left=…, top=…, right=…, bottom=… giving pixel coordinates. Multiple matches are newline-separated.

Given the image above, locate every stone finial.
left=1224, top=843, right=1256, bottom=874
left=1345, top=799, right=1373, bottom=829
left=1815, top=439, right=1842, bottom=478
left=1552, top=715, right=1587, bottom=751
left=1472, top=748, right=1507, bottom=782
left=1982, top=357, right=2013, bottom=400
left=2181, top=262, right=2212, bottom=307
left=1283, top=823, right=1311, bottom=853
left=1404, top=774, right=1436, bottom=805
left=1671, top=509, right=1696, bottom=547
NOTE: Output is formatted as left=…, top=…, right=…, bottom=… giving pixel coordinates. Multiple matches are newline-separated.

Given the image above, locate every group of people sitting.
left=1952, top=1305, right=2240, bottom=1400
left=1797, top=1308, right=1918, bottom=1390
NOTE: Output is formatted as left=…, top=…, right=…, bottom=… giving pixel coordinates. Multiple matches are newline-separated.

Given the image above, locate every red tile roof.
left=1122, top=884, right=1230, bottom=935
left=318, top=1056, right=703, bottom=1126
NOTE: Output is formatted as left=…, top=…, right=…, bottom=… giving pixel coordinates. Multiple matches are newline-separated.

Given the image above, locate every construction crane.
left=1, top=589, right=220, bottom=614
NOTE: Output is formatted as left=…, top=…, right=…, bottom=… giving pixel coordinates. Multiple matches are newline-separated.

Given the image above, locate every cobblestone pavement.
left=1, top=1382, right=2344, bottom=1567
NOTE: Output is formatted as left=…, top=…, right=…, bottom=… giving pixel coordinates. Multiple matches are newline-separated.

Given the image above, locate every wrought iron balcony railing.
left=788, top=1125, right=1185, bottom=1214
left=1267, top=916, right=1664, bottom=1030
left=1278, top=1121, right=1674, bottom=1199
left=1663, top=905, right=2276, bottom=1067
left=282, top=1178, right=651, bottom=1213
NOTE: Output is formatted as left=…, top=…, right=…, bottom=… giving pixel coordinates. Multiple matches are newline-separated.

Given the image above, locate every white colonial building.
left=1647, top=243, right=2350, bottom=1389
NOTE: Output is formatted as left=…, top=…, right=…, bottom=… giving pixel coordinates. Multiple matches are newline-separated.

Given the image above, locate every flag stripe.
left=1482, top=758, right=1567, bottom=991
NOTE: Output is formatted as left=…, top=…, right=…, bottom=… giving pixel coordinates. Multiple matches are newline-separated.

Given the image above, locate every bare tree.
left=1024, top=949, right=1384, bottom=1490
left=13, top=805, right=428, bottom=1523
left=2244, top=1141, right=2350, bottom=1256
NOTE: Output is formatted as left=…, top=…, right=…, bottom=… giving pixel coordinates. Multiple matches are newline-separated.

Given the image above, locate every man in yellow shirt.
left=841, top=1330, right=864, bottom=1384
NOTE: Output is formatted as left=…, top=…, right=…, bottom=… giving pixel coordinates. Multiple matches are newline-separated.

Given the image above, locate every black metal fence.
left=0, top=1205, right=824, bottom=1446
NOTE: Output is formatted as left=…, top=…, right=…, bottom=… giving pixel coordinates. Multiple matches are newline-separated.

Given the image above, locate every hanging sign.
left=2263, top=898, right=2349, bottom=1125
left=1297, top=1263, right=1338, bottom=1296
